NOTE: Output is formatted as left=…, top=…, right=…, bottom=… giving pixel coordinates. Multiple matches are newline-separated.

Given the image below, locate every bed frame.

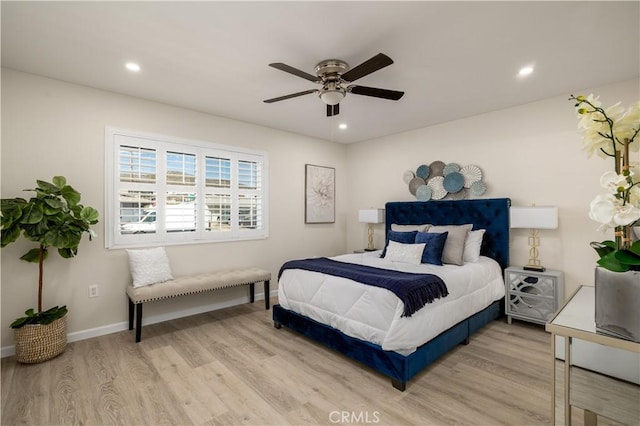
left=273, top=198, right=511, bottom=391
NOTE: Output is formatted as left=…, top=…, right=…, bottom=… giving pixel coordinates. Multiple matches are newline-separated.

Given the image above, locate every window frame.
left=105, top=126, right=269, bottom=249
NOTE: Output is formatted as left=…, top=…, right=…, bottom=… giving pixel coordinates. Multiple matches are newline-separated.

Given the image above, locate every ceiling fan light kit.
left=264, top=53, right=404, bottom=117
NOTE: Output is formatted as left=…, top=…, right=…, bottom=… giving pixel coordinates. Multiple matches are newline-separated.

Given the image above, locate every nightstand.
left=504, top=266, right=564, bottom=325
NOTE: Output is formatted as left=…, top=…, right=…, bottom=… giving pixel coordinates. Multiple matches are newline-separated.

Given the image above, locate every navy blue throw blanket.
left=278, top=257, right=448, bottom=317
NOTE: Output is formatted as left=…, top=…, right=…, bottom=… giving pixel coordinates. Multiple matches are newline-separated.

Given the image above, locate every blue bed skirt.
left=272, top=300, right=502, bottom=391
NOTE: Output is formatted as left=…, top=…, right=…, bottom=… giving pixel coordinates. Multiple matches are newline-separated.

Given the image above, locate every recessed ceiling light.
left=518, top=65, right=534, bottom=77
left=339, top=123, right=348, bottom=130
left=125, top=62, right=141, bottom=72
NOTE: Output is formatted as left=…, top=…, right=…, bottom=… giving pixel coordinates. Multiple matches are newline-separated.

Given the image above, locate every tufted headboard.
left=385, top=198, right=511, bottom=270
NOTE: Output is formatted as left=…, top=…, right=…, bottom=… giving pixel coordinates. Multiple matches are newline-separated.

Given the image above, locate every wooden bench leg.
left=128, top=298, right=134, bottom=330
left=249, top=283, right=255, bottom=303
left=264, top=280, right=270, bottom=310
left=135, top=303, right=143, bottom=343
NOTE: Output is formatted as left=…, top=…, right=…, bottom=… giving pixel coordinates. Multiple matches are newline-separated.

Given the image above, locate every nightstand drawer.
left=507, top=275, right=556, bottom=299
left=508, top=293, right=557, bottom=324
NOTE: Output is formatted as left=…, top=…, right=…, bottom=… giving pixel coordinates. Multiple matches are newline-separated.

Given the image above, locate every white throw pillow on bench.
left=127, top=247, right=174, bottom=287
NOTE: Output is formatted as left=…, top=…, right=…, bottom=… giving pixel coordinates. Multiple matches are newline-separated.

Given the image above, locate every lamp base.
left=523, top=265, right=546, bottom=272
left=364, top=248, right=378, bottom=252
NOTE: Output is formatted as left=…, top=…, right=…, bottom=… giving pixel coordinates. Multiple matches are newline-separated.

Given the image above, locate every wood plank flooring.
left=1, top=300, right=636, bottom=425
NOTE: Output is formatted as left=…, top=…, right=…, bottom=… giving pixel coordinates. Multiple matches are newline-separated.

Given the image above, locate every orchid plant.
left=570, top=94, right=640, bottom=272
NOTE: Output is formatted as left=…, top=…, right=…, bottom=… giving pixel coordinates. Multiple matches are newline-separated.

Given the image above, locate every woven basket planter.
left=14, top=314, right=67, bottom=364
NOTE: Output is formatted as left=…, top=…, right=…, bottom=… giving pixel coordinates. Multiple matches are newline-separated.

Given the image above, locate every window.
left=106, top=127, right=268, bottom=248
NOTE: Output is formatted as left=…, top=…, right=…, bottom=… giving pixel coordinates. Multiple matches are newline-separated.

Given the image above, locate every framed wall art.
left=305, top=164, right=335, bottom=223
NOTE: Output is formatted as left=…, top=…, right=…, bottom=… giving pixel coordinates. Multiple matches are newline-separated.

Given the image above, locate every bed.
left=273, top=198, right=511, bottom=391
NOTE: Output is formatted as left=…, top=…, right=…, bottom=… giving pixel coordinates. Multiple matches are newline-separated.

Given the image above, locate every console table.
left=546, top=285, right=640, bottom=425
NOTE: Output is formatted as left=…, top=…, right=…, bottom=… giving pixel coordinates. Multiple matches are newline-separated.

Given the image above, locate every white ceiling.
left=2, top=1, right=639, bottom=144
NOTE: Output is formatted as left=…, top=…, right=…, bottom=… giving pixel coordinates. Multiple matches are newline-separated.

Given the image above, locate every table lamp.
left=510, top=206, right=558, bottom=272
left=358, top=208, right=385, bottom=251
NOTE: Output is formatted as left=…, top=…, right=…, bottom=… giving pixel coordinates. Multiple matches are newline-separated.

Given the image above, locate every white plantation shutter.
left=106, top=127, right=268, bottom=248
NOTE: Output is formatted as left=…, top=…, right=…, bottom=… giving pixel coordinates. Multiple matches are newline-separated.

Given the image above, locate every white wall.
left=1, top=69, right=348, bottom=349
left=346, top=78, right=640, bottom=300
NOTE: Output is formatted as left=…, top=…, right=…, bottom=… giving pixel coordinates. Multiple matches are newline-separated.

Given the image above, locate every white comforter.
left=278, top=251, right=505, bottom=355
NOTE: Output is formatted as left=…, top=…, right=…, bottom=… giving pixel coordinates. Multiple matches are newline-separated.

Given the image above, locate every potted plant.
left=570, top=94, right=640, bottom=342
left=1, top=176, right=99, bottom=363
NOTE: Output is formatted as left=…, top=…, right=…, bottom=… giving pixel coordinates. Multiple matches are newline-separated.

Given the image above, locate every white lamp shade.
left=358, top=208, right=385, bottom=224
left=510, top=206, right=558, bottom=229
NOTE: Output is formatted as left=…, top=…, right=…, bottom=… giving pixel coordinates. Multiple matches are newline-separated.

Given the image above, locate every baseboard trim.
left=1, top=290, right=275, bottom=359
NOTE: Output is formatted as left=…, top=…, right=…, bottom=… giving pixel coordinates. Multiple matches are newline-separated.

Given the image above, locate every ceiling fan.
left=263, top=53, right=404, bottom=117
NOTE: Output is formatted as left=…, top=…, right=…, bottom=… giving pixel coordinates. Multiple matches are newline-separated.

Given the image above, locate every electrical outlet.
left=88, top=284, right=99, bottom=298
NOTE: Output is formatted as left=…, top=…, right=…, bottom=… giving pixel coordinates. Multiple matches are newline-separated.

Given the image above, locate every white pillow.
left=391, top=223, right=431, bottom=232
left=384, top=241, right=426, bottom=265
left=127, top=247, right=174, bottom=287
left=463, top=229, right=486, bottom=263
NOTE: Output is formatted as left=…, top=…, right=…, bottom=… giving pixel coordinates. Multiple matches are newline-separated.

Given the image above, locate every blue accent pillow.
left=415, top=231, right=448, bottom=265
left=381, top=230, right=419, bottom=258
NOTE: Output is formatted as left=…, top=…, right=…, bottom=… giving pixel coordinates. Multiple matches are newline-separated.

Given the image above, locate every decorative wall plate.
left=429, top=160, right=445, bottom=177
left=443, top=163, right=461, bottom=176
left=443, top=171, right=464, bottom=193
left=469, top=180, right=487, bottom=196
left=408, top=177, right=425, bottom=195
left=415, top=164, right=430, bottom=179
left=426, top=176, right=446, bottom=200
left=416, top=185, right=432, bottom=201
left=461, top=164, right=482, bottom=188
left=403, top=170, right=415, bottom=184
left=444, top=188, right=468, bottom=200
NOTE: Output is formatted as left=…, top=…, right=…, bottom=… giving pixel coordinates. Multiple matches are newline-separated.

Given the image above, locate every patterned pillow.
left=384, top=241, right=426, bottom=265
left=127, top=247, right=174, bottom=287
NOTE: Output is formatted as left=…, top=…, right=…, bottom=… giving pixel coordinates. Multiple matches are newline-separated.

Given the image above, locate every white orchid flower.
left=613, top=203, right=640, bottom=226
left=600, top=170, right=631, bottom=193
left=589, top=194, right=619, bottom=229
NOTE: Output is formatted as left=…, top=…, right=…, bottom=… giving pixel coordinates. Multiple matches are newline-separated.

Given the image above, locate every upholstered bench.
left=126, top=267, right=271, bottom=342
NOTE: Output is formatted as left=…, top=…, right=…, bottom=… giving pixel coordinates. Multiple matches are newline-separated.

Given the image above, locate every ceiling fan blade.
left=326, top=103, right=340, bottom=117
left=341, top=53, right=394, bottom=82
left=263, top=89, right=317, bottom=103
left=269, top=63, right=319, bottom=82
left=349, top=85, right=404, bottom=101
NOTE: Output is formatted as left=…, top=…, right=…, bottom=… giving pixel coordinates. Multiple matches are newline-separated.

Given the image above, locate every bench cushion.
left=126, top=267, right=271, bottom=304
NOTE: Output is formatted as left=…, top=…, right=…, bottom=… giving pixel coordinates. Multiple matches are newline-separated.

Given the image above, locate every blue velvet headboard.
left=385, top=198, right=511, bottom=270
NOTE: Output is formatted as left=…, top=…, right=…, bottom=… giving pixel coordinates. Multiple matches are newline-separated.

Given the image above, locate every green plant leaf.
left=80, top=206, right=99, bottom=224
left=10, top=306, right=67, bottom=328
left=57, top=247, right=77, bottom=258
left=1, top=200, right=25, bottom=226
left=597, top=252, right=630, bottom=272
left=36, top=179, right=60, bottom=194
left=44, top=228, right=71, bottom=248
left=52, top=176, right=67, bottom=188
left=19, top=203, right=44, bottom=225
left=10, top=317, right=29, bottom=328
left=1, top=224, right=21, bottom=247
left=20, top=247, right=47, bottom=263
left=61, top=185, right=80, bottom=207
left=590, top=241, right=616, bottom=258
left=614, top=249, right=640, bottom=265
left=629, top=240, right=640, bottom=256
left=43, top=197, right=64, bottom=210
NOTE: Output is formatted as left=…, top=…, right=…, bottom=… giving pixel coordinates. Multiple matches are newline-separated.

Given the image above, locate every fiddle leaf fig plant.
left=1, top=176, right=99, bottom=328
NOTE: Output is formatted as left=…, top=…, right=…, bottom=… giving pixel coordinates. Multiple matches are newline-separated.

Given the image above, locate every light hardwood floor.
left=1, top=300, right=635, bottom=425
